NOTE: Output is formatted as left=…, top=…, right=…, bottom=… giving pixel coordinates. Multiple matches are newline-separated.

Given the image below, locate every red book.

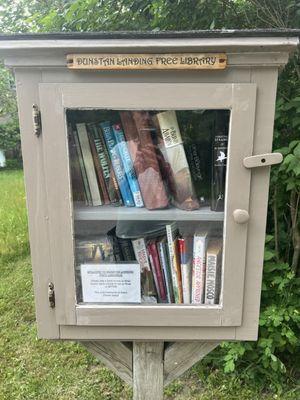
left=147, top=240, right=167, bottom=302
left=120, top=111, right=169, bottom=210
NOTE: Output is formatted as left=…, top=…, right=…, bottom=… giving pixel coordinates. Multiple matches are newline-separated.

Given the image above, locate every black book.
left=117, top=237, right=136, bottom=261
left=210, top=111, right=229, bottom=212
left=107, top=227, right=123, bottom=262
left=184, top=141, right=210, bottom=206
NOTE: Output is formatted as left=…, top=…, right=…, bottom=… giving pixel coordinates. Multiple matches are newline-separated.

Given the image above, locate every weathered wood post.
left=82, top=340, right=220, bottom=398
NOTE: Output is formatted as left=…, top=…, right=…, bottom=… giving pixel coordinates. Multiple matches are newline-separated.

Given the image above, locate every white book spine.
left=205, top=253, right=217, bottom=305
left=132, top=238, right=151, bottom=272
left=181, top=262, right=191, bottom=304
left=76, top=123, right=102, bottom=206
left=192, top=233, right=207, bottom=304
left=166, top=224, right=179, bottom=303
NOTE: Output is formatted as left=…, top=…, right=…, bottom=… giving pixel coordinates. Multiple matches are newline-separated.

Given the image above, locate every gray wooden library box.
left=0, top=30, right=298, bottom=342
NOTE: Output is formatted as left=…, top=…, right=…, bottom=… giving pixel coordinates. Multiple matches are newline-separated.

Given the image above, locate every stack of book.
left=69, top=110, right=229, bottom=212
left=76, top=225, right=223, bottom=305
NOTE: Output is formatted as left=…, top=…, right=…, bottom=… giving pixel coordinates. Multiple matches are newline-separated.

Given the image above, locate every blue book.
left=112, top=123, right=144, bottom=208
left=99, top=121, right=134, bottom=207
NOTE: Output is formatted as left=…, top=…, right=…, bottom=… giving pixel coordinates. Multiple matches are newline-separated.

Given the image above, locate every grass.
left=0, top=169, right=298, bottom=399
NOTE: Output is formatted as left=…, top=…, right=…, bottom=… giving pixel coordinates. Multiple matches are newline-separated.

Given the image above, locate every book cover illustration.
left=127, top=111, right=169, bottom=210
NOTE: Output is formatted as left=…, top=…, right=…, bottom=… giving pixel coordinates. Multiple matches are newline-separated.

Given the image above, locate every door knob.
left=233, top=209, right=249, bottom=224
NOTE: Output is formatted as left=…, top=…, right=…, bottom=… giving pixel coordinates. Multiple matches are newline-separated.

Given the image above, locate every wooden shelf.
left=74, top=205, right=224, bottom=221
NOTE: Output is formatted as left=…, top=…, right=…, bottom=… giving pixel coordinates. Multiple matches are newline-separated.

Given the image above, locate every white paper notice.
left=80, top=263, right=141, bottom=303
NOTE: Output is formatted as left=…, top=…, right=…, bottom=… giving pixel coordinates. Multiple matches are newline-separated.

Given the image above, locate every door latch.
left=243, top=153, right=283, bottom=169
left=48, top=282, right=55, bottom=308
left=32, top=104, right=42, bottom=137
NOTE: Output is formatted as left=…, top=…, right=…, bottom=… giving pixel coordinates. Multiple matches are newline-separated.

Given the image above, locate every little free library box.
left=0, top=30, right=299, bottom=346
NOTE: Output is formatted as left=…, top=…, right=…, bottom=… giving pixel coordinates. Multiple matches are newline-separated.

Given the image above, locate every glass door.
left=39, top=82, right=256, bottom=327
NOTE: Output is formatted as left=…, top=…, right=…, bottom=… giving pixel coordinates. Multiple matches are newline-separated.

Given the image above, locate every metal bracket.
left=32, top=104, right=42, bottom=137
left=243, top=152, right=283, bottom=169
left=48, top=282, right=55, bottom=308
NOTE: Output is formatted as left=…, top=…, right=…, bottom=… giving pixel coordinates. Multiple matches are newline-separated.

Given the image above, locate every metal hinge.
left=243, top=152, right=283, bottom=169
left=48, top=282, right=55, bottom=308
left=32, top=104, right=42, bottom=137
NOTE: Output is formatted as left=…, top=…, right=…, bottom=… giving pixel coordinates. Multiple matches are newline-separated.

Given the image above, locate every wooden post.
left=133, top=342, right=164, bottom=400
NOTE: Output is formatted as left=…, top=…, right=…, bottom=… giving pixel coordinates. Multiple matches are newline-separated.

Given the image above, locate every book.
left=132, top=238, right=157, bottom=297
left=88, top=123, right=122, bottom=205
left=205, top=239, right=223, bottom=305
left=76, top=123, right=102, bottom=206
left=87, top=128, right=110, bottom=205
left=75, top=235, right=115, bottom=264
left=184, top=142, right=210, bottom=206
left=211, top=111, right=229, bottom=211
left=117, top=236, right=136, bottom=261
left=107, top=227, right=123, bottom=262
left=166, top=224, right=183, bottom=303
left=178, top=236, right=193, bottom=304
left=147, top=240, right=167, bottom=302
left=192, top=231, right=208, bottom=304
left=68, top=125, right=87, bottom=203
left=122, top=111, right=169, bottom=210
left=72, top=125, right=92, bottom=205
left=157, top=237, right=174, bottom=303
left=112, top=123, right=144, bottom=207
left=100, top=121, right=135, bottom=207
left=156, top=110, right=199, bottom=211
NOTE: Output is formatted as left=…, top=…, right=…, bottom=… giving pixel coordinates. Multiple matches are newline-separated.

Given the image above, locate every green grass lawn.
left=0, top=169, right=298, bottom=400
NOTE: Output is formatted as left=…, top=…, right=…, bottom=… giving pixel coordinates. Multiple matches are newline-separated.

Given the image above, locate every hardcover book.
left=166, top=224, right=183, bottom=303
left=68, top=125, right=87, bottom=203
left=107, top=227, right=123, bottom=262
left=72, top=126, right=92, bottom=205
left=88, top=123, right=123, bottom=205
left=205, top=239, right=223, bottom=305
left=184, top=142, right=210, bottom=206
left=132, top=238, right=156, bottom=297
left=156, top=110, right=199, bottom=211
left=211, top=111, right=229, bottom=211
left=76, top=123, right=102, bottom=206
left=192, top=231, right=208, bottom=304
left=75, top=235, right=115, bottom=264
left=87, top=128, right=110, bottom=205
left=117, top=236, right=136, bottom=261
left=178, top=236, right=193, bottom=304
left=112, top=123, right=144, bottom=207
left=122, top=111, right=169, bottom=210
left=147, top=240, right=167, bottom=302
left=157, top=237, right=174, bottom=303
left=100, top=121, right=135, bottom=207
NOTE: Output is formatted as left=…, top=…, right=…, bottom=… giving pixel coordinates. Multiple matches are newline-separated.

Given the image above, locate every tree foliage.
left=0, top=0, right=299, bottom=391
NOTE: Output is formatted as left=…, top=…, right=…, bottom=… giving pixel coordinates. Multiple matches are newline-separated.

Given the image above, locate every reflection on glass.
left=67, top=109, right=229, bottom=306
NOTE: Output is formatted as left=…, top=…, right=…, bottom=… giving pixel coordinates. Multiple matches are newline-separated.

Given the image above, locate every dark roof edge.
left=0, top=29, right=299, bottom=41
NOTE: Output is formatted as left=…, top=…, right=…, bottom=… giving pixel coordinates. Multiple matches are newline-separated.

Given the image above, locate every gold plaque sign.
left=67, top=53, right=227, bottom=70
